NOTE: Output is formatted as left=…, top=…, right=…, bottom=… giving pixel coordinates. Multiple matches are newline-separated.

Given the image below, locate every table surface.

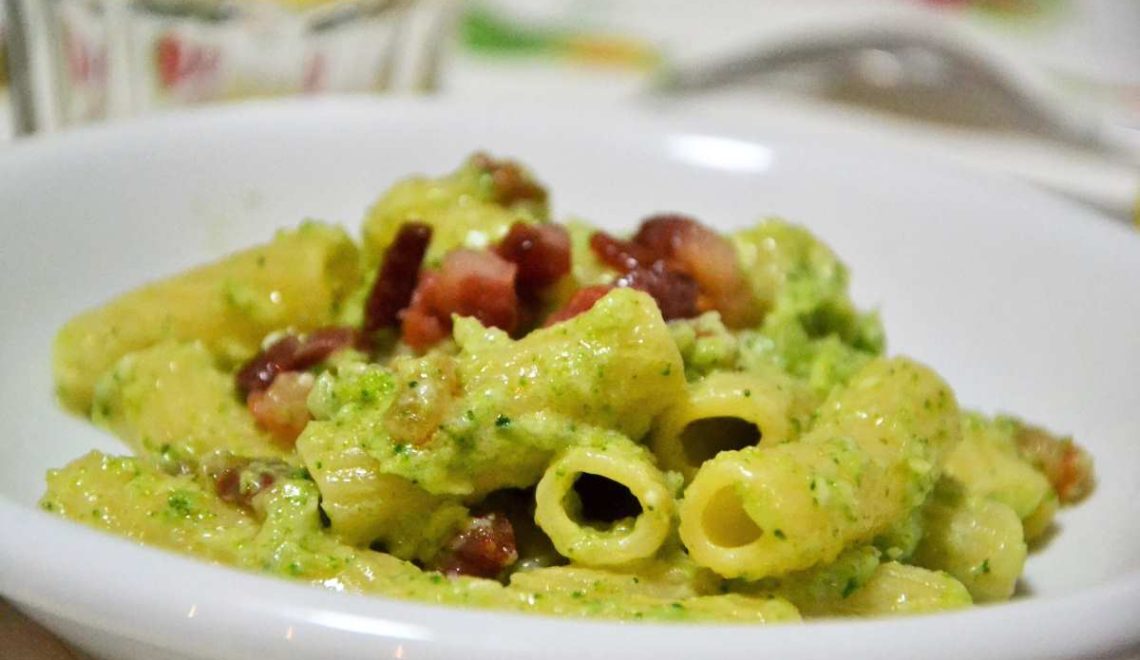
left=1, top=599, right=93, bottom=659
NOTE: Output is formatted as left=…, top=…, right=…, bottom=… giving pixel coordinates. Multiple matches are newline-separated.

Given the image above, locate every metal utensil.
left=656, top=12, right=1140, bottom=167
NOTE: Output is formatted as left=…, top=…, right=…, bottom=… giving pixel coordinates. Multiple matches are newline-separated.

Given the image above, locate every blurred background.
left=1, top=0, right=1138, bottom=221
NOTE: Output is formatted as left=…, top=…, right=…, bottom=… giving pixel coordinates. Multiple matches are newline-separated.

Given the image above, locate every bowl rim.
left=4, top=495, right=1139, bottom=659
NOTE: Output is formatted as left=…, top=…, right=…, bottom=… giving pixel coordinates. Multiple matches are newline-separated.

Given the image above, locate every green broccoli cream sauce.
left=47, top=156, right=1051, bottom=623
left=39, top=213, right=880, bottom=623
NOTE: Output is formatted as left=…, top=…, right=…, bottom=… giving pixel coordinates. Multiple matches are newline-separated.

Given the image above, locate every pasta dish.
left=44, top=154, right=1093, bottom=622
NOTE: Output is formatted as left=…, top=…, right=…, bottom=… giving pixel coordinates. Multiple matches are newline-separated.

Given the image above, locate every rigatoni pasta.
left=943, top=414, right=1057, bottom=542
left=913, top=480, right=1027, bottom=602
left=534, top=434, right=674, bottom=565
left=41, top=153, right=1093, bottom=622
left=649, top=371, right=795, bottom=482
left=91, top=340, right=285, bottom=464
left=823, top=562, right=972, bottom=616
left=54, top=222, right=360, bottom=414
left=679, top=358, right=960, bottom=579
left=296, top=420, right=468, bottom=561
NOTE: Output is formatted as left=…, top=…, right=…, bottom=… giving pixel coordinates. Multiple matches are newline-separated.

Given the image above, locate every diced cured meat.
left=589, top=231, right=654, bottom=272
left=617, top=262, right=701, bottom=320
left=363, top=222, right=433, bottom=333
left=210, top=457, right=295, bottom=510
left=496, top=222, right=571, bottom=299
left=431, top=251, right=519, bottom=330
left=235, top=335, right=303, bottom=396
left=1014, top=424, right=1094, bottom=503
left=236, top=326, right=359, bottom=396
left=401, top=250, right=519, bottom=351
left=586, top=214, right=759, bottom=327
left=629, top=214, right=695, bottom=259
left=400, top=272, right=451, bottom=351
left=291, top=327, right=361, bottom=367
left=473, top=153, right=548, bottom=208
left=246, top=371, right=314, bottom=445
left=634, top=215, right=759, bottom=327
left=587, top=231, right=700, bottom=321
left=544, top=285, right=613, bottom=326
left=435, top=513, right=518, bottom=579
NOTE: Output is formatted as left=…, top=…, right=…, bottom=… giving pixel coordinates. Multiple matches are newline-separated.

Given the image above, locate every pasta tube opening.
left=534, top=443, right=674, bottom=566
left=570, top=473, right=644, bottom=528
left=678, top=458, right=772, bottom=575
left=703, top=487, right=763, bottom=548
left=681, top=417, right=761, bottom=466
left=651, top=372, right=792, bottom=482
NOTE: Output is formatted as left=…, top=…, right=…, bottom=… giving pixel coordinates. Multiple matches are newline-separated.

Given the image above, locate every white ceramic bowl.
left=0, top=98, right=1137, bottom=660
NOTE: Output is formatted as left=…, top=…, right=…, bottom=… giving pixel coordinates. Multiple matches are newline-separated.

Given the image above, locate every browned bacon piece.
left=629, top=214, right=694, bottom=258
left=401, top=250, right=519, bottom=351
left=586, top=214, right=758, bottom=327
left=617, top=262, right=701, bottom=321
left=400, top=272, right=450, bottom=351
left=473, top=153, right=548, bottom=208
left=586, top=230, right=700, bottom=321
left=210, top=457, right=295, bottom=510
left=292, top=327, right=360, bottom=365
left=1015, top=424, right=1095, bottom=504
left=634, top=214, right=759, bottom=327
left=246, top=371, right=314, bottom=445
left=363, top=222, right=433, bottom=333
left=235, top=335, right=303, bottom=396
left=435, top=513, right=518, bottom=579
left=588, top=231, right=654, bottom=272
left=544, top=285, right=613, bottom=327
left=235, top=326, right=359, bottom=396
left=496, top=222, right=571, bottom=300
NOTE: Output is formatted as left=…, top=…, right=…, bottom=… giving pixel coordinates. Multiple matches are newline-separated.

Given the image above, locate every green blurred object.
left=461, top=5, right=557, bottom=55
left=460, top=3, right=660, bottom=69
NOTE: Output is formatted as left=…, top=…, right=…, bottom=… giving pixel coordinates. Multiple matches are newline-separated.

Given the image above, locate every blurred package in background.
left=448, top=0, right=1139, bottom=220
left=8, top=0, right=454, bottom=131
left=453, top=0, right=1140, bottom=126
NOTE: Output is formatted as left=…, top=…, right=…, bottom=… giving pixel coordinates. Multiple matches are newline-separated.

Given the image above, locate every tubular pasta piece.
left=297, top=407, right=468, bottom=562
left=829, top=562, right=972, bottom=617
left=679, top=357, right=961, bottom=579
left=534, top=434, right=675, bottom=566
left=92, top=341, right=283, bottom=463
left=55, top=222, right=359, bottom=414
left=650, top=371, right=794, bottom=483
left=912, top=479, right=1027, bottom=603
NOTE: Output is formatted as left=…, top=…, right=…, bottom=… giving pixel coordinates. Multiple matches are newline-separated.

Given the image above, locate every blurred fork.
left=656, top=11, right=1140, bottom=167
